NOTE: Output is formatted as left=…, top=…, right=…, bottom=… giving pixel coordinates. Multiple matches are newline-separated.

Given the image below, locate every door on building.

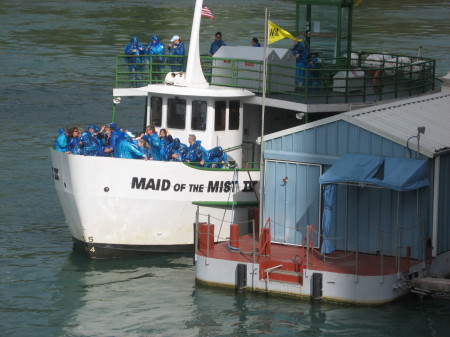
left=264, top=160, right=321, bottom=247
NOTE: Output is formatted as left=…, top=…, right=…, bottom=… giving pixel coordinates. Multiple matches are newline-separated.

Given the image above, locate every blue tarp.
left=319, top=154, right=429, bottom=191
left=321, top=184, right=336, bottom=254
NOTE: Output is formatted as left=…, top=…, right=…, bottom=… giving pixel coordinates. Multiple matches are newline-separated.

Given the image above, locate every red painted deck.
left=197, top=234, right=421, bottom=277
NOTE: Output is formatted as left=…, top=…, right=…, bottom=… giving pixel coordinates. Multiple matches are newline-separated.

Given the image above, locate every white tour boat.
left=51, top=0, right=260, bottom=258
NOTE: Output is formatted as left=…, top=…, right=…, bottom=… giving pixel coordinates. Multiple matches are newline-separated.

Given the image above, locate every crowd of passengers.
left=53, top=123, right=228, bottom=168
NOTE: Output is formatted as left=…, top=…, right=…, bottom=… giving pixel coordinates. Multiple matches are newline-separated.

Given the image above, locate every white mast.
left=184, top=0, right=209, bottom=87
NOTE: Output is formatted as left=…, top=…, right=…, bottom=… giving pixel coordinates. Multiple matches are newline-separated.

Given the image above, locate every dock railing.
left=115, top=52, right=436, bottom=105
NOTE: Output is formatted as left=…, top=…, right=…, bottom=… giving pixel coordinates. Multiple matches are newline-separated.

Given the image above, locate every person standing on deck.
left=146, top=34, right=165, bottom=81
left=291, top=39, right=309, bottom=88
left=168, top=35, right=185, bottom=72
left=124, top=36, right=146, bottom=87
left=209, top=31, right=226, bottom=56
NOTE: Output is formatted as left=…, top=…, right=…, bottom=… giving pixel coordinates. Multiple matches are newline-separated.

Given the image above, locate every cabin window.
left=167, top=98, right=186, bottom=129
left=229, top=100, right=240, bottom=130
left=150, top=97, right=162, bottom=127
left=191, top=100, right=207, bottom=131
left=214, top=101, right=226, bottom=131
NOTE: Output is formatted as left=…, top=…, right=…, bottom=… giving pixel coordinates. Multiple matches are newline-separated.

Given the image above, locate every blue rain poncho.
left=110, top=128, right=124, bottom=157
left=68, top=136, right=81, bottom=155
left=206, top=146, right=228, bottom=168
left=54, top=128, right=68, bottom=152
left=169, top=42, right=185, bottom=72
left=146, top=35, right=165, bottom=63
left=124, top=36, right=146, bottom=71
left=164, top=138, right=188, bottom=161
left=143, top=133, right=161, bottom=160
left=80, top=128, right=99, bottom=156
left=186, top=140, right=206, bottom=166
left=292, top=41, right=309, bottom=86
left=117, top=138, right=147, bottom=159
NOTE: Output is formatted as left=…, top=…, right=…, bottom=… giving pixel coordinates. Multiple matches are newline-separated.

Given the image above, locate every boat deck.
left=197, top=234, right=422, bottom=277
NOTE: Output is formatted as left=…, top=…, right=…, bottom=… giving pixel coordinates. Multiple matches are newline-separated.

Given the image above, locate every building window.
left=229, top=100, right=240, bottom=130
left=191, top=100, right=207, bottom=131
left=215, top=101, right=226, bottom=131
left=150, top=97, right=162, bottom=127
left=167, top=98, right=186, bottom=129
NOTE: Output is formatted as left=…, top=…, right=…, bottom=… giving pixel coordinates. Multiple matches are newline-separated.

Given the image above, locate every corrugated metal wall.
left=264, top=120, right=433, bottom=259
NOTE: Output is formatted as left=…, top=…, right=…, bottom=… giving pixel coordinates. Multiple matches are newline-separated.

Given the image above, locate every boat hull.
left=51, top=150, right=259, bottom=258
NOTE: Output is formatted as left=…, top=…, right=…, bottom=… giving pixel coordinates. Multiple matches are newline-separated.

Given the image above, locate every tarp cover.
left=319, top=154, right=429, bottom=191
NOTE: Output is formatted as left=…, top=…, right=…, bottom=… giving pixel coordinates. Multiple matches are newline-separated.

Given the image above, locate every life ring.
left=372, top=70, right=384, bottom=93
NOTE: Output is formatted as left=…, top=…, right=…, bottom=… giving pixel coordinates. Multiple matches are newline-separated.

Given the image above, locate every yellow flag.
left=268, top=21, right=302, bottom=44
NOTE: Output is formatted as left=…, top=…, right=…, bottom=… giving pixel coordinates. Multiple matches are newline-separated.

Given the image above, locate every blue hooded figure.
left=165, top=138, right=188, bottom=161
left=110, top=125, right=124, bottom=158
left=168, top=35, right=185, bottom=72
left=292, top=40, right=309, bottom=87
left=143, top=131, right=161, bottom=161
left=146, top=34, right=165, bottom=81
left=124, top=36, right=146, bottom=86
left=68, top=131, right=81, bottom=155
left=117, top=136, right=147, bottom=160
left=206, top=146, right=228, bottom=168
left=80, top=125, right=99, bottom=156
left=54, top=128, right=68, bottom=152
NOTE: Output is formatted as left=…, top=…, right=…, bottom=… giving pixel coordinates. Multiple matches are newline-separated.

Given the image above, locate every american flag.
left=201, top=5, right=215, bottom=19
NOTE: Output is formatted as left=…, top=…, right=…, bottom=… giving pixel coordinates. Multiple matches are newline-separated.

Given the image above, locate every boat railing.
left=115, top=52, right=436, bottom=105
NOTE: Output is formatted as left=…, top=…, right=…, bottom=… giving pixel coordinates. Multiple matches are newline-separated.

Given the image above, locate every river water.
left=1, top=0, right=450, bottom=336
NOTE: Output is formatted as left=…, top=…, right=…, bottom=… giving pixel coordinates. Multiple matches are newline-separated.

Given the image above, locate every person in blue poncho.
left=142, top=125, right=161, bottom=160
left=291, top=39, right=309, bottom=88
left=168, top=35, right=185, bottom=72
left=67, top=127, right=81, bottom=154
left=186, top=134, right=205, bottom=166
left=54, top=128, right=69, bottom=152
left=80, top=125, right=99, bottom=156
left=146, top=34, right=165, bottom=81
left=124, top=36, right=146, bottom=87
left=209, top=32, right=226, bottom=56
left=164, top=138, right=188, bottom=161
left=116, top=132, right=148, bottom=160
left=206, top=146, right=228, bottom=168
left=96, top=125, right=114, bottom=157
left=158, top=128, right=173, bottom=160
left=305, top=55, right=321, bottom=88
left=109, top=123, right=124, bottom=157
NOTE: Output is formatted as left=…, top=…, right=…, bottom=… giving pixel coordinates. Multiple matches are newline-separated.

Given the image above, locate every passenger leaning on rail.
left=209, top=31, right=226, bottom=56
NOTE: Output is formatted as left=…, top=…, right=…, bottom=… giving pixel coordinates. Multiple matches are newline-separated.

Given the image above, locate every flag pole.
left=259, top=8, right=269, bottom=235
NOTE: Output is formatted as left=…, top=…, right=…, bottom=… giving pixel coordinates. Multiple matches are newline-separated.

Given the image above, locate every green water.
left=1, top=0, right=450, bottom=336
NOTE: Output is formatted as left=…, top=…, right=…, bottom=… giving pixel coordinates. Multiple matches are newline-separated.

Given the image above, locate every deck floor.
left=198, top=234, right=422, bottom=277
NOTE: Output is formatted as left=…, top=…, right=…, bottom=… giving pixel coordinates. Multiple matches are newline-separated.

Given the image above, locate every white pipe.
left=185, top=0, right=208, bottom=87
left=432, top=156, right=440, bottom=257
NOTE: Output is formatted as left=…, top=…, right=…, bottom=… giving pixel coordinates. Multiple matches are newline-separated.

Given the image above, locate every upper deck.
left=115, top=50, right=440, bottom=114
